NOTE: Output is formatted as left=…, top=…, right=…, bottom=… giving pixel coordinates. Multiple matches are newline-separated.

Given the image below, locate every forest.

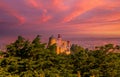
left=0, top=35, right=120, bottom=77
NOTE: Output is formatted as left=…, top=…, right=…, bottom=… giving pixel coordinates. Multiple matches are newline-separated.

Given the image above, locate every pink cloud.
left=40, top=15, right=52, bottom=23
left=25, top=0, right=68, bottom=11
left=29, top=0, right=39, bottom=8
left=34, top=9, right=52, bottom=23
left=102, top=12, right=120, bottom=22
left=84, top=10, right=120, bottom=23
left=0, top=1, right=26, bottom=24
left=62, top=0, right=103, bottom=23
left=14, top=14, right=25, bottom=25
left=51, top=0, right=68, bottom=11
left=25, top=0, right=41, bottom=9
left=7, top=11, right=25, bottom=25
left=0, top=0, right=120, bottom=42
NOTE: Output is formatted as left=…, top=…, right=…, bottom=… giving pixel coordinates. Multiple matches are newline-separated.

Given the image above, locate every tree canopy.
left=0, top=35, right=120, bottom=77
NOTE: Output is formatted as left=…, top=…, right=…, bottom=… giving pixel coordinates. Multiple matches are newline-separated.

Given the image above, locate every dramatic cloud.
left=62, top=0, right=103, bottom=23
left=0, top=0, right=120, bottom=45
left=0, top=1, right=25, bottom=25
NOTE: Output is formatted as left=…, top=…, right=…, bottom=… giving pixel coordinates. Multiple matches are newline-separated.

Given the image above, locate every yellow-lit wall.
left=49, top=37, right=71, bottom=55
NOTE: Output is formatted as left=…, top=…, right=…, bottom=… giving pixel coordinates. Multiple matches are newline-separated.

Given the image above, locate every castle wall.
left=48, top=34, right=71, bottom=54
left=50, top=38, right=56, bottom=45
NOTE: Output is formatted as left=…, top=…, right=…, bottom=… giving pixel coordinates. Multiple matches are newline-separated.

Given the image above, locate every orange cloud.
left=86, top=24, right=120, bottom=37
left=102, top=13, right=120, bottom=22
left=62, top=0, right=103, bottom=23
left=56, top=22, right=120, bottom=37
left=85, top=11, right=120, bottom=24
left=52, top=0, right=68, bottom=11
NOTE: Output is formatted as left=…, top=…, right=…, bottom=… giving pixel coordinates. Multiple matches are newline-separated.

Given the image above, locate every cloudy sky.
left=0, top=0, right=120, bottom=44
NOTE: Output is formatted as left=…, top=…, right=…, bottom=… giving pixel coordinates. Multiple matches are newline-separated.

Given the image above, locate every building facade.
left=48, top=34, right=71, bottom=54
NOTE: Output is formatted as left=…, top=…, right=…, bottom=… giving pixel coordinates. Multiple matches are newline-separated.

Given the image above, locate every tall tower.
left=56, top=34, right=62, bottom=54
left=48, top=35, right=56, bottom=47
left=66, top=41, right=71, bottom=54
left=48, top=34, right=71, bottom=55
left=57, top=34, right=62, bottom=46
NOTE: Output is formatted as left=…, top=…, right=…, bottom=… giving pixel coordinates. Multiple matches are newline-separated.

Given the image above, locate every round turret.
left=48, top=35, right=56, bottom=46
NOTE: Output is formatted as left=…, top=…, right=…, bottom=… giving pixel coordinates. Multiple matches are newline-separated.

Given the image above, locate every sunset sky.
left=0, top=0, right=120, bottom=44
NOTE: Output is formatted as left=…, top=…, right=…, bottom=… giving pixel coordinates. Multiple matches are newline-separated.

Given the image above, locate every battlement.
left=48, top=34, right=71, bottom=54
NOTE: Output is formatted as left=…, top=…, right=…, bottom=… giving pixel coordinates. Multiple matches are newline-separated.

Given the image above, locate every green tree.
left=71, top=44, right=84, bottom=54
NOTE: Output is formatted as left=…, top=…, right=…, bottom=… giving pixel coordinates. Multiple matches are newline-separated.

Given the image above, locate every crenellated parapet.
left=48, top=34, right=71, bottom=55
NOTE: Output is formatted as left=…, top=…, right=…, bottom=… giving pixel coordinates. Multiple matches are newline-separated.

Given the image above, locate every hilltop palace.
left=48, top=34, right=71, bottom=55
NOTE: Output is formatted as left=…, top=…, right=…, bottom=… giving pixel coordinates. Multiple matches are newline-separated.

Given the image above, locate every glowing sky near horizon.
left=0, top=0, right=120, bottom=44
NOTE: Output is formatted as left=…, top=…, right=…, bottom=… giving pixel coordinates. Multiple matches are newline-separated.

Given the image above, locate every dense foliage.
left=0, top=36, right=120, bottom=77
